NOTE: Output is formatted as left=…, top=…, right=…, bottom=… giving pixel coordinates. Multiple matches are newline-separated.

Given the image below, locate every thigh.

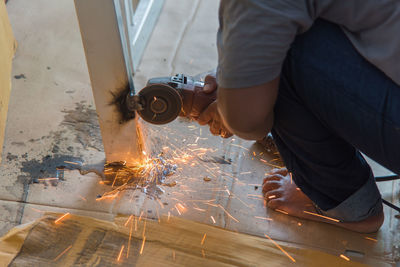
left=287, top=19, right=400, bottom=174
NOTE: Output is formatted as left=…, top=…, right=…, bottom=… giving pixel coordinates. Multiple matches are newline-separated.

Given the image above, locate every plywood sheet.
left=0, top=213, right=367, bottom=266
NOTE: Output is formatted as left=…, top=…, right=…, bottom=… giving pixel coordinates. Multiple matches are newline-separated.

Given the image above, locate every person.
left=194, top=0, right=400, bottom=233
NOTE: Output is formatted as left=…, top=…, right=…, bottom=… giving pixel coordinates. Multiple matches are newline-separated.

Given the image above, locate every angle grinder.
left=126, top=74, right=216, bottom=124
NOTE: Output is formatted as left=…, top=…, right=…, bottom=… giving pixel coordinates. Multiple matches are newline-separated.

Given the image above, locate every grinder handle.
left=180, top=83, right=217, bottom=120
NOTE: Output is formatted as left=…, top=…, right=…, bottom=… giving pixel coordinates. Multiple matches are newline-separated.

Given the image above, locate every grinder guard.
left=135, top=74, right=216, bottom=124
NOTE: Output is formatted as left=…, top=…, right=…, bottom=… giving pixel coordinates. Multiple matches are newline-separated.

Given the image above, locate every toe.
left=262, top=180, right=281, bottom=193
left=264, top=189, right=282, bottom=201
left=267, top=198, right=284, bottom=210
left=269, top=167, right=288, bottom=176
left=263, top=174, right=285, bottom=184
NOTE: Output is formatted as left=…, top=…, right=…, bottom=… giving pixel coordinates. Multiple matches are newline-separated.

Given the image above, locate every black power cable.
left=375, top=174, right=400, bottom=182
left=375, top=174, right=400, bottom=212
left=382, top=199, right=400, bottom=213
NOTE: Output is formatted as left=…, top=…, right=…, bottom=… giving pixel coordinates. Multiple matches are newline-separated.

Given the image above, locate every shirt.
left=217, top=0, right=400, bottom=88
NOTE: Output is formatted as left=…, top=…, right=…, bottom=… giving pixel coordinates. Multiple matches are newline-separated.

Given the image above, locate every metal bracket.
left=113, top=0, right=164, bottom=96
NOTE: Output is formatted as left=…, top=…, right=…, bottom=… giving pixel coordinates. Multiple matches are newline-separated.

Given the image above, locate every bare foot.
left=262, top=168, right=384, bottom=233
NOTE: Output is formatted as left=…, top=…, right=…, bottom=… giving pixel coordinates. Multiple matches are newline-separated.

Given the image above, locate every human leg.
left=265, top=19, right=399, bottom=229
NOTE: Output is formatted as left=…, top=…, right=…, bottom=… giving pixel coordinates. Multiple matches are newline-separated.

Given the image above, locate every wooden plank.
left=0, top=1, right=16, bottom=163
left=74, top=0, right=145, bottom=164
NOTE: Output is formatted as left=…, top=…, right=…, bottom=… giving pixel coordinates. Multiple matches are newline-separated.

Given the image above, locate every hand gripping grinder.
left=126, top=74, right=216, bottom=124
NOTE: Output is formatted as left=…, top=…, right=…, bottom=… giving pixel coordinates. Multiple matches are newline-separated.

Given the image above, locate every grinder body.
left=134, top=74, right=216, bottom=124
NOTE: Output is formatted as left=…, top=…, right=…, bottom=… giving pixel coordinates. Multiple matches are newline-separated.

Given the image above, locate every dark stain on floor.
left=6, top=153, right=18, bottom=161
left=61, top=102, right=103, bottom=151
left=18, top=154, right=83, bottom=185
left=198, top=155, right=232, bottom=164
left=14, top=74, right=26, bottom=79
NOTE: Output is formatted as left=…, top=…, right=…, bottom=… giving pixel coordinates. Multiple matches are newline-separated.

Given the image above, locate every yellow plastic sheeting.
left=0, top=213, right=367, bottom=266
left=0, top=0, right=16, bottom=163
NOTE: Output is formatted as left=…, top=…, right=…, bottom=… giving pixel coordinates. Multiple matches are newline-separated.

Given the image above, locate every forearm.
left=217, top=77, right=279, bottom=141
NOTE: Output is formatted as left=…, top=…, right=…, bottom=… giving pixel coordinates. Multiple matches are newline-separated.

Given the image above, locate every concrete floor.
left=2, top=0, right=399, bottom=266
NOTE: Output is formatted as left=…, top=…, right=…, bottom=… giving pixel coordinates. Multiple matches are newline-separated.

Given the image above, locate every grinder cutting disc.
left=137, top=84, right=182, bottom=124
